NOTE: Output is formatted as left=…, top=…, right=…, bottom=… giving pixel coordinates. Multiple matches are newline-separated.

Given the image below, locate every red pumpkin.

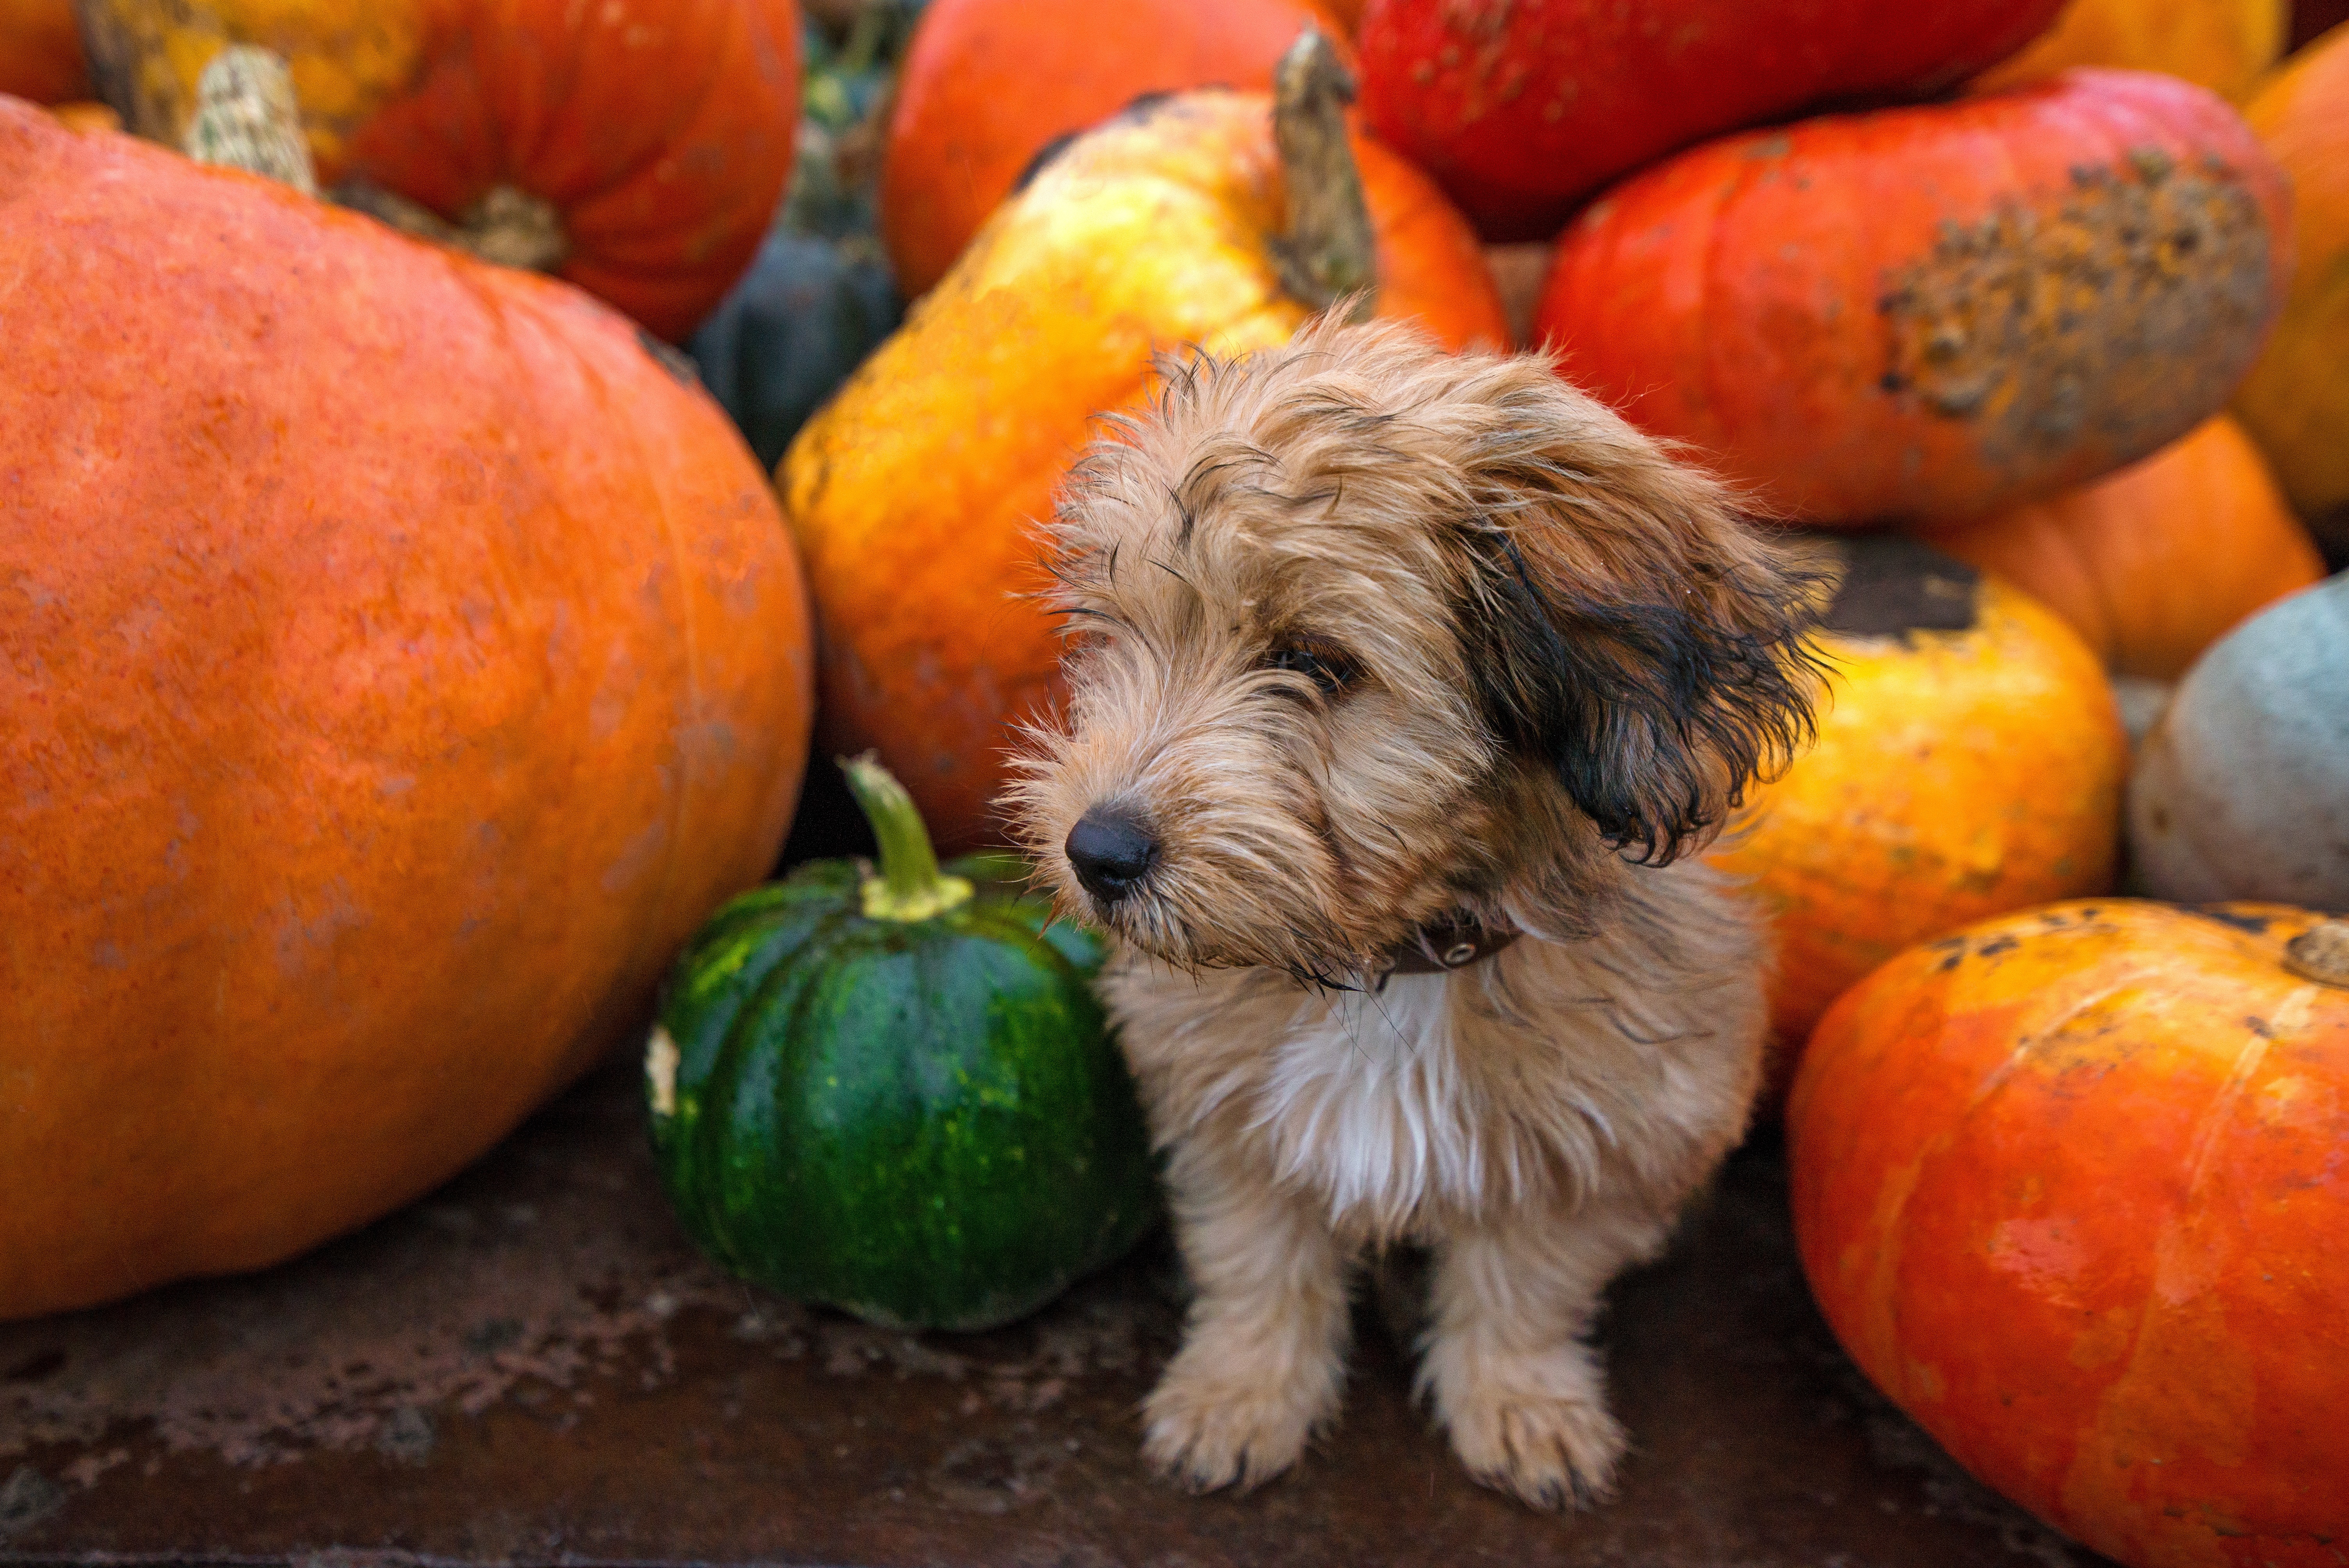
left=879, top=0, right=1350, bottom=298
left=1791, top=900, right=2349, bottom=1568
left=0, top=100, right=814, bottom=1319
left=1534, top=70, right=2292, bottom=524
left=0, top=0, right=84, bottom=101
left=1356, top=0, right=2065, bottom=239
left=73, top=0, right=801, bottom=340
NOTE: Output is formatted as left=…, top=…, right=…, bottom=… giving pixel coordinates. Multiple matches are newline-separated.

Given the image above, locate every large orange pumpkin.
left=1913, top=414, right=2324, bottom=679
left=1533, top=69, right=2292, bottom=526
left=1356, top=0, right=2065, bottom=240
left=71, top=0, right=801, bottom=340
left=1711, top=538, right=2126, bottom=1078
left=1790, top=900, right=2349, bottom=1568
left=879, top=0, right=1349, bottom=298
left=2231, top=21, right=2349, bottom=556
left=0, top=0, right=84, bottom=100
left=1971, top=0, right=2288, bottom=101
left=0, top=99, right=814, bottom=1320
left=787, top=53, right=1508, bottom=848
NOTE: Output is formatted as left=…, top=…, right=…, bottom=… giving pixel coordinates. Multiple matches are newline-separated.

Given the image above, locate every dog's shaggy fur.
left=1006, top=317, right=1823, bottom=1509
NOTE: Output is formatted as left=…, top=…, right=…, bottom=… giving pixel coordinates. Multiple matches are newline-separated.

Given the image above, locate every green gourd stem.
left=1271, top=27, right=1376, bottom=321
left=183, top=45, right=317, bottom=193
left=840, top=753, right=973, bottom=922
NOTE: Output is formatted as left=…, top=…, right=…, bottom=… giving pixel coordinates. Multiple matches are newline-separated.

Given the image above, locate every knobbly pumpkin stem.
left=2285, top=920, right=2349, bottom=989
left=841, top=753, right=974, bottom=922
left=333, top=180, right=572, bottom=274
left=180, top=45, right=316, bottom=192
left=1271, top=28, right=1376, bottom=320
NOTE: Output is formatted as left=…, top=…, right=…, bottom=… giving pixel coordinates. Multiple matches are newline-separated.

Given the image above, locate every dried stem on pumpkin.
left=1271, top=28, right=1376, bottom=321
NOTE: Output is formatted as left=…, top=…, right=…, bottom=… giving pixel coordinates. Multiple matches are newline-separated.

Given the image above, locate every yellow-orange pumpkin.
left=1709, top=538, right=2126, bottom=1078
left=1971, top=0, right=2288, bottom=101
left=1913, top=415, right=2323, bottom=679
left=2231, top=22, right=2349, bottom=554
left=1791, top=900, right=2349, bottom=1568
left=0, top=100, right=814, bottom=1320
left=879, top=0, right=1351, bottom=299
left=786, top=58, right=1508, bottom=848
left=71, top=0, right=801, bottom=339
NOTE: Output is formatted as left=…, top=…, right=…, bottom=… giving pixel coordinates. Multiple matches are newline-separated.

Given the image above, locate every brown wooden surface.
left=0, top=1058, right=2111, bottom=1568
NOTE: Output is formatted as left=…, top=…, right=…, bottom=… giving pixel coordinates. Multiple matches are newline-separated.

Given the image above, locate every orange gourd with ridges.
left=1972, top=0, right=2287, bottom=101
left=880, top=0, right=1350, bottom=298
left=73, top=0, right=800, bottom=340
left=1914, top=415, right=2323, bottom=679
left=1534, top=70, right=2291, bottom=525
left=788, top=84, right=1508, bottom=849
left=0, top=102, right=814, bottom=1319
left=2231, top=22, right=2349, bottom=553
left=1791, top=900, right=2349, bottom=1568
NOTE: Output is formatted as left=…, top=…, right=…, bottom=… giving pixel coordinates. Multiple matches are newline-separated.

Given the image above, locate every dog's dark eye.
left=1261, top=641, right=1359, bottom=697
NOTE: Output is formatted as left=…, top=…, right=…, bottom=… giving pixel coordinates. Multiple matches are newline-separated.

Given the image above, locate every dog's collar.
left=1378, top=912, right=1521, bottom=977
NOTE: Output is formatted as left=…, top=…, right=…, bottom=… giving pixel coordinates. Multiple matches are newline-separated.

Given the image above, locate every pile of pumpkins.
left=2, top=0, right=2344, bottom=1564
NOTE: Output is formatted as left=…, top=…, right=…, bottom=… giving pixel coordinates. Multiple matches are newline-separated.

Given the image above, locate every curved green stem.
left=841, top=753, right=973, bottom=922
left=1272, top=27, right=1376, bottom=320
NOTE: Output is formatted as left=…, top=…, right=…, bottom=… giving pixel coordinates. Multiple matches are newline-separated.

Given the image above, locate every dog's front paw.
left=1140, top=1357, right=1332, bottom=1493
left=1426, top=1342, right=1628, bottom=1510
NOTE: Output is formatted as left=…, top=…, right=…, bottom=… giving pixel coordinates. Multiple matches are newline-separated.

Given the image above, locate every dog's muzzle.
left=1065, top=807, right=1158, bottom=904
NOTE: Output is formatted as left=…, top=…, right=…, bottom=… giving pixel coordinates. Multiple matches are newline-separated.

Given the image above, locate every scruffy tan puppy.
left=1006, top=317, right=1822, bottom=1509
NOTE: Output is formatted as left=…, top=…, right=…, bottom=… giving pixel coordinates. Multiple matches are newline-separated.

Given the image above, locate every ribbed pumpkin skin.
left=651, top=862, right=1156, bottom=1331
left=1534, top=70, right=2292, bottom=525
left=1971, top=0, right=2288, bottom=100
left=786, top=90, right=1508, bottom=849
left=0, top=0, right=84, bottom=100
left=1915, top=415, right=2323, bottom=679
left=1356, top=0, right=2064, bottom=240
left=0, top=103, right=814, bottom=1321
left=73, top=0, right=801, bottom=340
left=1710, top=542, right=2125, bottom=1072
left=879, top=0, right=1349, bottom=298
left=1789, top=900, right=2349, bottom=1568
left=2231, top=23, right=2349, bottom=551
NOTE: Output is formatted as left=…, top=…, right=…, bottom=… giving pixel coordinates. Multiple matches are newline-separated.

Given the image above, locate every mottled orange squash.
left=785, top=56, right=1507, bottom=848
left=1972, top=0, right=2288, bottom=100
left=1791, top=900, right=2349, bottom=1568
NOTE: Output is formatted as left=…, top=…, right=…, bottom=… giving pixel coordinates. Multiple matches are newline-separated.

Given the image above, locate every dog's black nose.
left=1065, top=809, right=1158, bottom=904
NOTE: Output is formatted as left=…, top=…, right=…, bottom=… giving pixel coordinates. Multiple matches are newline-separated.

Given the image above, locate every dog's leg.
left=1416, top=1198, right=1672, bottom=1509
left=1142, top=1145, right=1351, bottom=1493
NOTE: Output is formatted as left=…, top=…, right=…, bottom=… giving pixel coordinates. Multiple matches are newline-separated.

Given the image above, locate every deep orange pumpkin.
left=1971, top=0, right=2288, bottom=101
left=1533, top=69, right=2292, bottom=526
left=0, top=0, right=84, bottom=100
left=2231, top=22, right=2349, bottom=554
left=1356, top=0, right=2064, bottom=239
left=71, top=0, right=800, bottom=340
left=1790, top=900, right=2349, bottom=1568
left=879, top=0, right=1349, bottom=298
left=1914, top=414, right=2324, bottom=679
left=0, top=100, right=814, bottom=1320
left=1709, top=538, right=2126, bottom=1082
left=788, top=83, right=1508, bottom=849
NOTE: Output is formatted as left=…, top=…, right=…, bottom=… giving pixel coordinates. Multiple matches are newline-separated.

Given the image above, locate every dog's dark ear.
left=1453, top=387, right=1825, bottom=865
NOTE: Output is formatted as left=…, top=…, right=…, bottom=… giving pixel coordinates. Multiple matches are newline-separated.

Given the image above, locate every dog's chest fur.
left=1100, top=868, right=1769, bottom=1242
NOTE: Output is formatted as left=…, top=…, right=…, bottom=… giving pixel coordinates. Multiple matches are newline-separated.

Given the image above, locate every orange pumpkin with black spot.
left=1790, top=900, right=2349, bottom=1568
left=1534, top=69, right=2292, bottom=525
left=1709, top=538, right=2126, bottom=1076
